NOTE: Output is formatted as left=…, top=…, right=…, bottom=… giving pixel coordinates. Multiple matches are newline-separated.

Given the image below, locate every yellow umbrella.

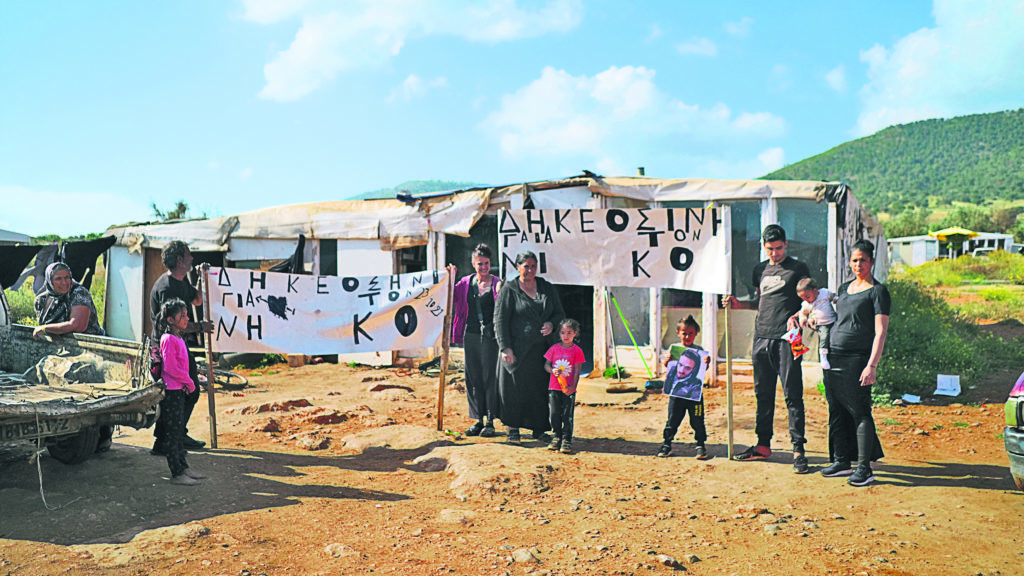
left=929, top=226, right=979, bottom=241
left=929, top=227, right=979, bottom=258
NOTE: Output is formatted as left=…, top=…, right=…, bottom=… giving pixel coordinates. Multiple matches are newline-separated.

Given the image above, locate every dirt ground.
left=1, top=351, right=1022, bottom=576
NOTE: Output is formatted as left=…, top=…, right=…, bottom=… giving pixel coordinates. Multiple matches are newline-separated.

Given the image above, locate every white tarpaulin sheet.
left=499, top=207, right=731, bottom=292
left=208, top=267, right=449, bottom=354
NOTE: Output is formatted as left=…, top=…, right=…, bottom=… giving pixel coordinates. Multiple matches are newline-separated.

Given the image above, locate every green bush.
left=603, top=364, right=629, bottom=379
left=4, top=283, right=38, bottom=325
left=877, top=280, right=982, bottom=400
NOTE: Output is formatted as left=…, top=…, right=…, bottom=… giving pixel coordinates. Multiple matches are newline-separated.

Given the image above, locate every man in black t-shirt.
left=723, top=224, right=811, bottom=473
left=150, top=240, right=212, bottom=455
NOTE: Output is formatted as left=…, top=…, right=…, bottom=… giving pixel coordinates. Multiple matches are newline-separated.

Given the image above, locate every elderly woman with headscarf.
left=33, top=262, right=104, bottom=339
left=33, top=261, right=110, bottom=452
left=494, top=250, right=564, bottom=444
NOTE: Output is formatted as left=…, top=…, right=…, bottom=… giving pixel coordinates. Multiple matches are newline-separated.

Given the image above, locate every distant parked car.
left=1004, top=370, right=1024, bottom=490
left=972, top=248, right=996, bottom=257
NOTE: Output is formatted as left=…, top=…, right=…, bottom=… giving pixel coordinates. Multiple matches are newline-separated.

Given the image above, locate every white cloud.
left=482, top=65, right=786, bottom=163
left=757, top=147, right=785, bottom=172
left=647, top=23, right=663, bottom=42
left=694, top=147, right=786, bottom=180
left=724, top=16, right=753, bottom=37
left=0, top=186, right=151, bottom=237
left=239, top=167, right=253, bottom=180
left=856, top=0, right=1024, bottom=135
left=389, top=74, right=448, bottom=101
left=676, top=37, right=717, bottom=56
left=252, top=0, right=583, bottom=101
left=825, top=65, right=847, bottom=93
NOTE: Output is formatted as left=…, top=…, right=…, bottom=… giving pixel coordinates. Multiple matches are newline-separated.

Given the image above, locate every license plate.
left=1, top=418, right=79, bottom=441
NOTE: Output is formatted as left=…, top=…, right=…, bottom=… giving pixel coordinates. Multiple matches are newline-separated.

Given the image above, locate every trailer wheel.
left=47, top=426, right=101, bottom=464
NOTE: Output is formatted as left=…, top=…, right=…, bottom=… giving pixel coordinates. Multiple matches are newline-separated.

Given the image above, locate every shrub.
left=603, top=364, right=629, bottom=379
left=4, top=283, right=38, bottom=325
left=877, top=280, right=982, bottom=400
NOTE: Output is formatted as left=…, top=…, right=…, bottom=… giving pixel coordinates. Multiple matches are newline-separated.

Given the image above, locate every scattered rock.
left=324, top=543, right=359, bottom=558
left=240, top=399, right=313, bottom=414
left=655, top=554, right=686, bottom=570
left=413, top=444, right=555, bottom=500
left=683, top=553, right=700, bottom=564
left=911, top=428, right=929, bottom=436
left=296, top=434, right=329, bottom=451
left=438, top=509, right=476, bottom=524
left=764, top=524, right=780, bottom=535
left=512, top=548, right=540, bottom=563
left=366, top=382, right=414, bottom=393
left=296, top=407, right=349, bottom=425
left=250, top=419, right=281, bottom=433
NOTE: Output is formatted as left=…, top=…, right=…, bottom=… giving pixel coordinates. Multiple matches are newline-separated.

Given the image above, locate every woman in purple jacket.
left=451, top=243, right=502, bottom=437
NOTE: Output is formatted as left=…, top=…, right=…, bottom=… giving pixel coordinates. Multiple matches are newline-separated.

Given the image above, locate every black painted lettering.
left=685, top=208, right=704, bottom=233
left=353, top=312, right=373, bottom=344
left=526, top=210, right=546, bottom=234
left=249, top=271, right=266, bottom=290
left=394, top=305, right=418, bottom=337
left=317, top=277, right=330, bottom=294
left=554, top=209, right=572, bottom=233
left=217, top=316, right=238, bottom=339
left=236, top=293, right=243, bottom=307
left=636, top=208, right=654, bottom=230
left=247, top=315, right=263, bottom=340
left=287, top=275, right=300, bottom=293
left=579, top=209, right=594, bottom=232
left=632, top=250, right=651, bottom=278
left=542, top=228, right=553, bottom=243
left=498, top=210, right=521, bottom=234
left=245, top=291, right=255, bottom=307
left=606, top=209, right=629, bottom=233
left=217, top=267, right=232, bottom=286
left=670, top=247, right=694, bottom=271
left=667, top=209, right=675, bottom=231
left=221, top=293, right=234, bottom=307
left=539, top=252, right=547, bottom=275
left=639, top=230, right=664, bottom=247
left=691, top=228, right=702, bottom=241
left=388, top=290, right=400, bottom=302
left=390, top=275, right=401, bottom=290
left=711, top=207, right=722, bottom=236
left=674, top=229, right=688, bottom=242
left=358, top=292, right=380, bottom=306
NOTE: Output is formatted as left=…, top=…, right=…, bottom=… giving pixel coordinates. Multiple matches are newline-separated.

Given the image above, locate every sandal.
left=735, top=445, right=771, bottom=461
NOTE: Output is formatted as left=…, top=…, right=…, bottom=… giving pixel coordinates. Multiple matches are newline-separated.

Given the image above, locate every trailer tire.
left=47, top=426, right=101, bottom=464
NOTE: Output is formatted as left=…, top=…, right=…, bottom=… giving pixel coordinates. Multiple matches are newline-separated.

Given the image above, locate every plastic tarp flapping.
left=105, top=189, right=493, bottom=251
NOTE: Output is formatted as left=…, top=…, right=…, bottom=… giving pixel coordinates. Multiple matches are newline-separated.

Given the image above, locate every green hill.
left=350, top=179, right=484, bottom=200
left=763, top=108, right=1024, bottom=214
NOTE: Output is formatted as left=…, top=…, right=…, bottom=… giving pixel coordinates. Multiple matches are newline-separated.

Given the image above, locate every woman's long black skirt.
left=497, top=341, right=551, bottom=433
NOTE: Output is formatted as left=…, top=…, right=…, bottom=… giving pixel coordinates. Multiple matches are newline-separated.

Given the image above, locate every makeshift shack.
left=103, top=175, right=886, bottom=373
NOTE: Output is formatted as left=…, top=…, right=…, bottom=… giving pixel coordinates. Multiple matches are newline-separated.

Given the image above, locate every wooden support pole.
left=725, top=299, right=734, bottom=459
left=436, top=268, right=455, bottom=431
left=201, top=264, right=218, bottom=449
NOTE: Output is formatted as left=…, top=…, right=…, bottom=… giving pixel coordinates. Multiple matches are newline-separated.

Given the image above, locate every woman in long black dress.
left=820, top=239, right=891, bottom=487
left=450, top=244, right=502, bottom=437
left=494, top=251, right=564, bottom=444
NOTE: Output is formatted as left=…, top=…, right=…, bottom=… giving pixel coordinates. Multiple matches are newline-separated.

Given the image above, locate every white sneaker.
left=820, top=350, right=830, bottom=370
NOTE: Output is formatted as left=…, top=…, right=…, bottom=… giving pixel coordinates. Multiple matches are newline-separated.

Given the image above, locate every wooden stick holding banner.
left=724, top=297, right=733, bottom=459
left=602, top=289, right=623, bottom=383
left=436, top=267, right=456, bottom=432
left=608, top=288, right=659, bottom=388
left=200, top=263, right=219, bottom=449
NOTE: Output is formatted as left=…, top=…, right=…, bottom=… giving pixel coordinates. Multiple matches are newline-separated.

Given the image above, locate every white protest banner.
left=499, top=207, right=731, bottom=292
left=208, top=267, right=449, bottom=354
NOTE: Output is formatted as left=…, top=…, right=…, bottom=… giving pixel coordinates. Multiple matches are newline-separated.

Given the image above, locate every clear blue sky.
left=3, top=0, right=1023, bottom=236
